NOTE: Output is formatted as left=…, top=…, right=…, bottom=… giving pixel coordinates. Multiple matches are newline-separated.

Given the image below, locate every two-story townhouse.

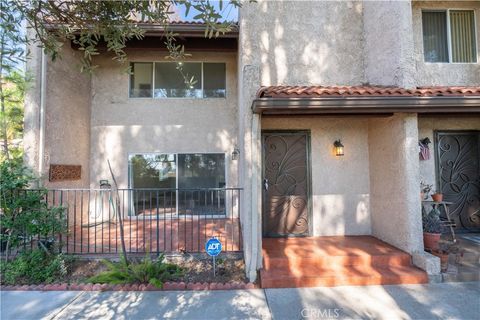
left=24, top=1, right=480, bottom=287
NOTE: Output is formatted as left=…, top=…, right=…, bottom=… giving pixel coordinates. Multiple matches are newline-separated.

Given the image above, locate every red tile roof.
left=256, top=86, right=480, bottom=98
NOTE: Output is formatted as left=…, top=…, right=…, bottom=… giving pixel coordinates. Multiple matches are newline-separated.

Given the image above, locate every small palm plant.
left=88, top=252, right=183, bottom=288
left=422, top=207, right=445, bottom=234
left=422, top=207, right=445, bottom=251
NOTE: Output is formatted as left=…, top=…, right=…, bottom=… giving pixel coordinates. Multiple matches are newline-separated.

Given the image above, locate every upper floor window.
left=422, top=10, right=477, bottom=63
left=129, top=62, right=226, bottom=98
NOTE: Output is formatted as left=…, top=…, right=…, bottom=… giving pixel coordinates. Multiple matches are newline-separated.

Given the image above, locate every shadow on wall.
left=91, top=125, right=127, bottom=188
left=316, top=194, right=370, bottom=236
left=247, top=0, right=364, bottom=86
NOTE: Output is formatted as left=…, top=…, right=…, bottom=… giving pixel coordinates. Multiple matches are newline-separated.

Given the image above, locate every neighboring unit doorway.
left=261, top=131, right=311, bottom=237
left=435, top=131, right=480, bottom=232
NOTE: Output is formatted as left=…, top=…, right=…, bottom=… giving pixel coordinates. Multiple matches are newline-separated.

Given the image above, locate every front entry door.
left=436, top=131, right=480, bottom=232
left=262, top=131, right=310, bottom=237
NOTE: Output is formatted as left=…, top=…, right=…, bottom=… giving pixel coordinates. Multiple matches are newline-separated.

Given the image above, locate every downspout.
left=38, top=49, right=47, bottom=186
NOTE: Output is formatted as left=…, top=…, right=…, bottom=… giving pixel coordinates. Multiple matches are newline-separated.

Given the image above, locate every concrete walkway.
left=1, top=282, right=479, bottom=320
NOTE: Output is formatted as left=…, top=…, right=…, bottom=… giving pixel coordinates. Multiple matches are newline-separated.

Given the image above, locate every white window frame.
left=127, top=152, right=228, bottom=218
left=422, top=8, right=478, bottom=64
left=128, top=61, right=227, bottom=99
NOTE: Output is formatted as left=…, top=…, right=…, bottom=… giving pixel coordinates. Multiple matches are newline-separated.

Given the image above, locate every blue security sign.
left=205, top=237, right=222, bottom=257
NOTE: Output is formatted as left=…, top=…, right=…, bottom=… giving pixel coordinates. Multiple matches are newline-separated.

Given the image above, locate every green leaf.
left=149, top=278, right=163, bottom=288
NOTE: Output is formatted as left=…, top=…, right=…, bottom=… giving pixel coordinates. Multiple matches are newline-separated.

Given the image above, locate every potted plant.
left=431, top=190, right=443, bottom=202
left=420, top=182, right=433, bottom=201
left=422, top=207, right=445, bottom=251
left=431, top=248, right=449, bottom=272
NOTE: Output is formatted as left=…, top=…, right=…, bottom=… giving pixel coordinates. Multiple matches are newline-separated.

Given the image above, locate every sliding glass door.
left=128, top=153, right=226, bottom=216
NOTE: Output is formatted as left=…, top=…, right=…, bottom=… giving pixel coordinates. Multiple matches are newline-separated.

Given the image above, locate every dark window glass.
left=154, top=62, right=202, bottom=98
left=129, top=63, right=153, bottom=97
left=203, top=63, right=226, bottom=98
left=178, top=153, right=226, bottom=215
left=177, top=154, right=225, bottom=189
left=128, top=154, right=176, bottom=215
left=422, top=11, right=449, bottom=62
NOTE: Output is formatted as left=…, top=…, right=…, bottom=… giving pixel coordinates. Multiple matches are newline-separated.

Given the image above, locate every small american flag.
left=419, top=142, right=430, bottom=160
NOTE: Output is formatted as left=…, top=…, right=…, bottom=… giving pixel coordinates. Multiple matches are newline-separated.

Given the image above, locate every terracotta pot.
left=431, top=193, right=443, bottom=202
left=431, top=251, right=449, bottom=272
left=423, top=232, right=441, bottom=251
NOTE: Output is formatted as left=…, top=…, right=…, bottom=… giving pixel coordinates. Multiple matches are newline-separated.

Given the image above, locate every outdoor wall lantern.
left=232, top=147, right=240, bottom=161
left=333, top=140, right=344, bottom=157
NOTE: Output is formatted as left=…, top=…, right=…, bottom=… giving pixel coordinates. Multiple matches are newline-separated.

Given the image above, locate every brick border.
left=0, top=282, right=257, bottom=291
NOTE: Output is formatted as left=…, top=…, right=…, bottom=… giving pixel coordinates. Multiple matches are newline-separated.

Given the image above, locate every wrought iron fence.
left=10, top=188, right=242, bottom=255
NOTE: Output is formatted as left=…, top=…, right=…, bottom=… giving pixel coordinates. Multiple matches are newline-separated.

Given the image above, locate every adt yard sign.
left=205, top=237, right=222, bottom=257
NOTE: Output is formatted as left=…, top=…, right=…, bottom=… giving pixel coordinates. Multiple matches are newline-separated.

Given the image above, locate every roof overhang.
left=46, top=22, right=239, bottom=38
left=252, top=96, right=480, bottom=115
left=139, top=23, right=239, bottom=38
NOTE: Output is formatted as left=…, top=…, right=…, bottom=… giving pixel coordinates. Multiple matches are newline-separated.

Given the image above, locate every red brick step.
left=260, top=236, right=428, bottom=288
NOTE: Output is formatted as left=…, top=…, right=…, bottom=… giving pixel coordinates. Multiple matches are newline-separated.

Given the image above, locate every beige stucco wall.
left=368, top=114, right=424, bottom=254
left=363, top=0, right=416, bottom=87
left=412, top=1, right=480, bottom=86
left=239, top=0, right=365, bottom=86
left=43, top=45, right=91, bottom=188
left=238, top=0, right=367, bottom=280
left=418, top=116, right=480, bottom=189
left=90, top=51, right=238, bottom=189
left=261, top=117, right=371, bottom=236
left=23, top=37, right=42, bottom=178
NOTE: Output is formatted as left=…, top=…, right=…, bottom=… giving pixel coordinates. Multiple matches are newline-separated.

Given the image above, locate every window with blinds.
left=422, top=10, right=477, bottom=63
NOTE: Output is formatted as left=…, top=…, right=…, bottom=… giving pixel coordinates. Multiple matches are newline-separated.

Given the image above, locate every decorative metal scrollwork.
left=437, top=132, right=480, bottom=231
left=263, top=133, right=309, bottom=236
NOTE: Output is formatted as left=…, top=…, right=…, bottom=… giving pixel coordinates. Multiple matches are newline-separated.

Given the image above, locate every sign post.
left=205, top=237, right=222, bottom=277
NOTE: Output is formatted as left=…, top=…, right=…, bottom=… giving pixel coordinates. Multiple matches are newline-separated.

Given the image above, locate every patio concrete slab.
left=51, top=289, right=270, bottom=320
left=0, top=291, right=81, bottom=320
left=264, top=281, right=480, bottom=320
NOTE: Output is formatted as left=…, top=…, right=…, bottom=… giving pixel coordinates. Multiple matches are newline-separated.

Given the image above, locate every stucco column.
left=363, top=0, right=416, bottom=87
left=368, top=113, right=423, bottom=253
left=23, top=37, right=42, bottom=176
left=238, top=63, right=262, bottom=281
left=368, top=113, right=440, bottom=275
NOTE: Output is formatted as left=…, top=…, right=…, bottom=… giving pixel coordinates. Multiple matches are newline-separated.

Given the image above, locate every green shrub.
left=88, top=254, right=182, bottom=288
left=0, top=249, right=70, bottom=285
left=0, top=161, right=66, bottom=258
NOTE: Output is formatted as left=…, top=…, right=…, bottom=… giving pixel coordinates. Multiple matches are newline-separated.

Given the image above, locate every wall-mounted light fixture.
left=232, top=147, right=240, bottom=161
left=333, top=140, right=344, bottom=157
left=99, top=179, right=111, bottom=189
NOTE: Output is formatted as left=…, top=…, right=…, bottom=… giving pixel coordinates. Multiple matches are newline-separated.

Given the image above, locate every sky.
left=173, top=1, right=239, bottom=22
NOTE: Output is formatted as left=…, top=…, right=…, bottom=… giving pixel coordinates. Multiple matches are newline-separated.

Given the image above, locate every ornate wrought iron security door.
left=262, top=131, right=310, bottom=237
left=436, top=131, right=480, bottom=232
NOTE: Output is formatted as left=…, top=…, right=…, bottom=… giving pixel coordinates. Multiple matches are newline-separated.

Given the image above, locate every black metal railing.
left=9, top=188, right=242, bottom=255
